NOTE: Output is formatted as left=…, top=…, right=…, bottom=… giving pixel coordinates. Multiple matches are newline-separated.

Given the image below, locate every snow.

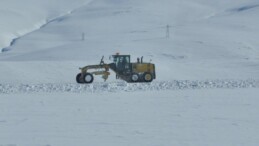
left=1, top=89, right=259, bottom=146
left=1, top=0, right=259, bottom=82
left=0, top=0, right=91, bottom=50
left=0, top=80, right=259, bottom=94
left=0, top=0, right=259, bottom=145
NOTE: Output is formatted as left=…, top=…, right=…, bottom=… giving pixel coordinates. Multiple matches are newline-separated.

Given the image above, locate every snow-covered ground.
left=1, top=89, right=259, bottom=146
left=0, top=0, right=91, bottom=51
left=0, top=0, right=259, bottom=145
left=0, top=0, right=259, bottom=82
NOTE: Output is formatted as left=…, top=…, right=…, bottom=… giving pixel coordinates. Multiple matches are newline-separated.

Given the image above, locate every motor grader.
left=76, top=54, right=156, bottom=83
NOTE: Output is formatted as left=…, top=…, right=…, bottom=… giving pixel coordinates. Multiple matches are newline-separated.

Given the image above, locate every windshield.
left=113, top=56, right=130, bottom=67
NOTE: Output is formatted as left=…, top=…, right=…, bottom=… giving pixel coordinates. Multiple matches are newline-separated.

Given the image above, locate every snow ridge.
left=234, top=4, right=259, bottom=12
left=1, top=79, right=259, bottom=94
left=1, top=0, right=93, bottom=53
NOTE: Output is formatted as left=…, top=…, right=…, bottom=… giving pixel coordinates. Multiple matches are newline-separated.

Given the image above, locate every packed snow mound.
left=1, top=79, right=259, bottom=94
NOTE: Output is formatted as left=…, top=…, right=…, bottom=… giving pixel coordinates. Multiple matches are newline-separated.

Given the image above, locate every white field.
left=1, top=89, right=259, bottom=146
left=0, top=0, right=259, bottom=146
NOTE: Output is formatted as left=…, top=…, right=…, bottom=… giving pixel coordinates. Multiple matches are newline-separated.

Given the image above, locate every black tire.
left=83, top=73, right=94, bottom=83
left=143, top=72, right=153, bottom=82
left=131, top=73, right=140, bottom=82
left=76, top=73, right=84, bottom=84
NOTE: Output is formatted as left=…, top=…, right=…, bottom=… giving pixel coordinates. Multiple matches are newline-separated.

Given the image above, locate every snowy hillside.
left=0, top=0, right=259, bottom=146
left=0, top=0, right=91, bottom=50
left=0, top=0, right=259, bottom=83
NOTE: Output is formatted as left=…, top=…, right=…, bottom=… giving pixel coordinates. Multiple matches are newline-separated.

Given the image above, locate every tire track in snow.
left=1, top=79, right=259, bottom=94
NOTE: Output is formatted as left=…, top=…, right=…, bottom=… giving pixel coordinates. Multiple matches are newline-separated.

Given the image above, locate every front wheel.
left=83, top=73, right=94, bottom=83
left=76, top=73, right=84, bottom=84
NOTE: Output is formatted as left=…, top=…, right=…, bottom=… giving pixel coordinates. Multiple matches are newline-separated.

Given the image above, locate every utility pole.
left=81, top=32, right=85, bottom=41
left=166, top=25, right=171, bottom=38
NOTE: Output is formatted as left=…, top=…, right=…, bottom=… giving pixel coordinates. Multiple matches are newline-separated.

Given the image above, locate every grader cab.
left=76, top=54, right=156, bottom=84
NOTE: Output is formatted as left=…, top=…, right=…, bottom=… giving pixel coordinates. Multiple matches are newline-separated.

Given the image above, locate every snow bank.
left=1, top=79, right=259, bottom=94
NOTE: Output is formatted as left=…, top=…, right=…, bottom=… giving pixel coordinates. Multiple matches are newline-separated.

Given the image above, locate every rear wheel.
left=83, top=73, right=94, bottom=83
left=143, top=72, right=153, bottom=82
left=131, top=73, right=140, bottom=82
left=76, top=73, right=84, bottom=84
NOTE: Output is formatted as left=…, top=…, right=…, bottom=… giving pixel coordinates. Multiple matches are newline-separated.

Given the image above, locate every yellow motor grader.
left=76, top=54, right=156, bottom=83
